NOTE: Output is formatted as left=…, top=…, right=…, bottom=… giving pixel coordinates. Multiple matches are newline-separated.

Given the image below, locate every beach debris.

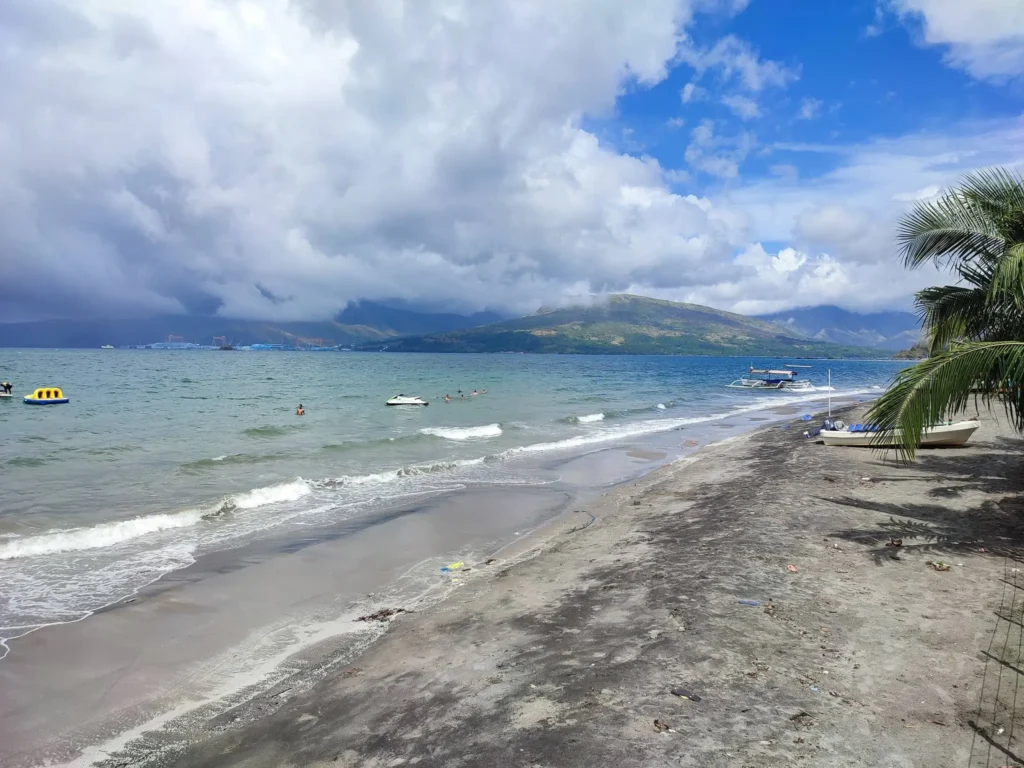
left=485, top=558, right=496, bottom=565
left=927, top=561, right=952, bottom=572
left=653, top=719, right=671, bottom=732
left=738, top=599, right=762, bottom=606
left=441, top=561, right=465, bottom=572
left=810, top=685, right=821, bottom=693
left=885, top=538, right=903, bottom=548
left=764, top=603, right=777, bottom=617
left=670, top=687, right=701, bottom=702
left=356, top=608, right=408, bottom=623
left=787, top=564, right=798, bottom=573
left=801, top=414, right=812, bottom=421
left=789, top=710, right=815, bottom=727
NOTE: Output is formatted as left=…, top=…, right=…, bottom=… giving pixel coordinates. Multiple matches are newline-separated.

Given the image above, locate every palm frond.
left=959, top=167, right=1024, bottom=234
left=914, top=284, right=988, bottom=352
left=989, top=242, right=1024, bottom=309
left=895, top=168, right=1024, bottom=271
left=866, top=341, right=1024, bottom=460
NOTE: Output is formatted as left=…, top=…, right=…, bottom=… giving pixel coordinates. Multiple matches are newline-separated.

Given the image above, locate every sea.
left=0, top=350, right=907, bottom=657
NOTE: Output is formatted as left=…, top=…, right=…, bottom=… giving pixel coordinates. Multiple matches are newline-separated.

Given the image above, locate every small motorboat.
left=101, top=345, right=114, bottom=349
left=24, top=387, right=70, bottom=405
left=386, top=394, right=429, bottom=406
left=819, top=418, right=979, bottom=448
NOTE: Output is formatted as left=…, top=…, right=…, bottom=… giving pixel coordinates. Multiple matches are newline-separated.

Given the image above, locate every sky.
left=1, top=0, right=1023, bottom=322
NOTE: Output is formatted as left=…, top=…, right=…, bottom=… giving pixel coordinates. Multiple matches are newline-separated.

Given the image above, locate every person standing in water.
left=296, top=404, right=305, bottom=416
left=444, top=394, right=451, bottom=402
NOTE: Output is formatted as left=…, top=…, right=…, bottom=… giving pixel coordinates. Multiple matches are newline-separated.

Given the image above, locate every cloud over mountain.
left=1, top=0, right=1022, bottom=322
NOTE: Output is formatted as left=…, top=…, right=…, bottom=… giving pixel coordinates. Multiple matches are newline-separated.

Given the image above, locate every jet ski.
left=386, top=394, right=429, bottom=406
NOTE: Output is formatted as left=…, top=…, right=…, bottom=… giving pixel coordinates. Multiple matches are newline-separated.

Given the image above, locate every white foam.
left=326, top=458, right=487, bottom=488
left=656, top=403, right=666, bottom=410
left=212, top=455, right=228, bottom=461
left=504, top=388, right=874, bottom=458
left=230, top=479, right=311, bottom=509
left=576, top=412, right=605, bottom=423
left=420, top=423, right=502, bottom=440
left=0, top=479, right=312, bottom=561
left=0, top=512, right=206, bottom=561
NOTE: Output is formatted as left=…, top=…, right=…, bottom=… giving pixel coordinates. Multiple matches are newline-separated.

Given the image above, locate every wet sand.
left=64, top=406, right=1024, bottom=767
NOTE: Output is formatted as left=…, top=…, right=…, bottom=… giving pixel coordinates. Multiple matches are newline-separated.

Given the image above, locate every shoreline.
left=1, top=395, right=875, bottom=767
left=82, top=404, right=1024, bottom=768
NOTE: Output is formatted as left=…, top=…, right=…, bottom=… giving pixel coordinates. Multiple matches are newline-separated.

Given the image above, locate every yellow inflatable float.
left=24, top=387, right=70, bottom=405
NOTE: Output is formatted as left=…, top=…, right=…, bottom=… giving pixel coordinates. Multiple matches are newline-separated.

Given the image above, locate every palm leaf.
left=897, top=168, right=1024, bottom=271
left=866, top=341, right=1024, bottom=460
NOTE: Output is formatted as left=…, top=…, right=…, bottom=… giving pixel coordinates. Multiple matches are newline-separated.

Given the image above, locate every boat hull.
left=820, top=420, right=979, bottom=448
left=24, top=398, right=70, bottom=405
left=385, top=399, right=428, bottom=406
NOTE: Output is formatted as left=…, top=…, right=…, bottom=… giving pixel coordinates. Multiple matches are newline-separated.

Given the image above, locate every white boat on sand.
left=819, top=419, right=980, bottom=448
left=386, top=395, right=429, bottom=406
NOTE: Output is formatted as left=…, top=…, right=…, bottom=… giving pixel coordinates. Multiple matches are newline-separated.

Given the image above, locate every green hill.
left=892, top=342, right=929, bottom=360
left=363, top=295, right=874, bottom=357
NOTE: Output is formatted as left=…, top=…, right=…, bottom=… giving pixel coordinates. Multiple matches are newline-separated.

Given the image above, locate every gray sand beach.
left=33, top=406, right=1021, bottom=768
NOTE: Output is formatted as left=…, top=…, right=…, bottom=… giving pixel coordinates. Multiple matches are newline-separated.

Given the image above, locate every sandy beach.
left=47, top=405, right=1017, bottom=768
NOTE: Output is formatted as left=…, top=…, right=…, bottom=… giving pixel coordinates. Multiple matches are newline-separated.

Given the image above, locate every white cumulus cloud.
left=721, top=94, right=762, bottom=120
left=887, top=0, right=1024, bottom=79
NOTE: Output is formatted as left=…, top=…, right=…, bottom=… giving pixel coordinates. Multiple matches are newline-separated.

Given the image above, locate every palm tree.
left=866, top=167, right=1024, bottom=459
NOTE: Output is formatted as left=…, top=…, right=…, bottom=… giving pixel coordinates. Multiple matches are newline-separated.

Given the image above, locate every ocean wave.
left=0, top=479, right=312, bottom=561
left=180, top=452, right=287, bottom=472
left=243, top=424, right=301, bottom=438
left=5, top=457, right=48, bottom=468
left=316, top=458, right=487, bottom=489
left=656, top=403, right=666, bottom=410
left=320, top=433, right=426, bottom=454
left=561, top=412, right=606, bottom=424
left=508, top=388, right=875, bottom=458
left=419, top=424, right=502, bottom=440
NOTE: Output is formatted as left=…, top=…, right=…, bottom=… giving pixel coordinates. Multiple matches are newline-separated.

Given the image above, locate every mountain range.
left=0, top=297, right=919, bottom=357
left=362, top=295, right=878, bottom=357
left=755, top=306, right=920, bottom=351
left=0, top=302, right=503, bottom=349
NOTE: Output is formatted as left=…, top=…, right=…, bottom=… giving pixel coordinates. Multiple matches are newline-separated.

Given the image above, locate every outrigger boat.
left=818, top=418, right=979, bottom=448
left=386, top=394, right=429, bottom=406
left=727, top=365, right=813, bottom=391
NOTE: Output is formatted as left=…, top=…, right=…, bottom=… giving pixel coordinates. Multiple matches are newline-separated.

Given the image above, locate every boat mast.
left=828, top=368, right=832, bottom=417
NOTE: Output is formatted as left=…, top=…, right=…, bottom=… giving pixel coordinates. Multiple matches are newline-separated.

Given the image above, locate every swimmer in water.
left=445, top=394, right=451, bottom=402
left=471, top=389, right=478, bottom=396
left=296, top=404, right=305, bottom=416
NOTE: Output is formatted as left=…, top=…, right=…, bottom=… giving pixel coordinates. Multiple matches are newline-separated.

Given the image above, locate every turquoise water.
left=0, top=350, right=907, bottom=645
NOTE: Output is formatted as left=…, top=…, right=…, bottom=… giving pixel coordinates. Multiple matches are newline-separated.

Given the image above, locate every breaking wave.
left=419, top=424, right=503, bottom=440
left=0, top=479, right=312, bottom=560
